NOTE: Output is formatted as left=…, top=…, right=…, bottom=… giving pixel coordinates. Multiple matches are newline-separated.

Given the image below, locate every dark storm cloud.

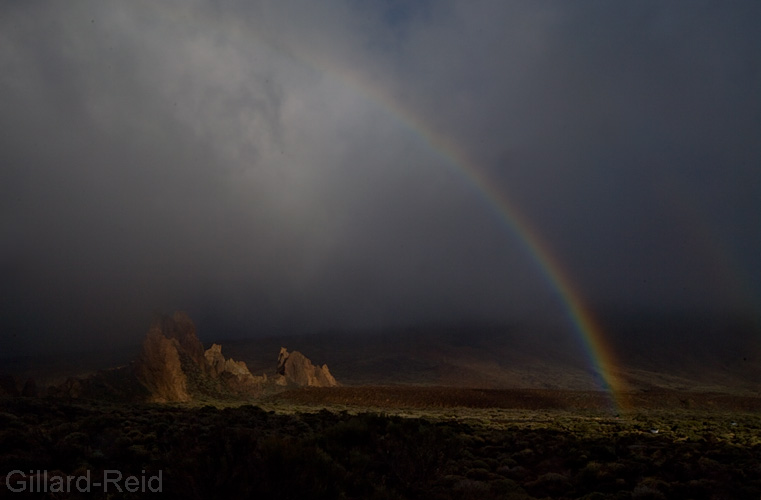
left=1, top=1, right=759, bottom=354
left=361, top=1, right=761, bottom=310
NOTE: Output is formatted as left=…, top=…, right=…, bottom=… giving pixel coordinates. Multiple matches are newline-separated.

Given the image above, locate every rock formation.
left=135, top=312, right=266, bottom=402
left=48, top=312, right=338, bottom=402
left=158, top=311, right=206, bottom=367
left=204, top=343, right=267, bottom=396
left=136, top=323, right=191, bottom=402
left=276, top=347, right=338, bottom=387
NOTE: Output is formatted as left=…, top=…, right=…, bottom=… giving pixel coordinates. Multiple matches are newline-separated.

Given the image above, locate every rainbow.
left=127, top=4, right=630, bottom=411
left=295, top=57, right=630, bottom=411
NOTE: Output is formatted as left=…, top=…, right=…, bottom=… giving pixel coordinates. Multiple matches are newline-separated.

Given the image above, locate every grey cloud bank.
left=1, top=1, right=759, bottom=354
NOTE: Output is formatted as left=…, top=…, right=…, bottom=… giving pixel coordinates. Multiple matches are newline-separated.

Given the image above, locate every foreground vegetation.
left=1, top=396, right=760, bottom=499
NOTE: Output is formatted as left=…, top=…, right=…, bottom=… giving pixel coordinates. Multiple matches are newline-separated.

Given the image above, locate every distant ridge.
left=6, top=311, right=759, bottom=398
left=220, top=313, right=761, bottom=394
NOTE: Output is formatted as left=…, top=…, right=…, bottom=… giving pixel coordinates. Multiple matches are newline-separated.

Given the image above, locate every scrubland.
left=1, top=390, right=760, bottom=499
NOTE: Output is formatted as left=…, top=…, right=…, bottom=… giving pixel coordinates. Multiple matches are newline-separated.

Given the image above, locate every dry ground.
left=266, top=385, right=761, bottom=413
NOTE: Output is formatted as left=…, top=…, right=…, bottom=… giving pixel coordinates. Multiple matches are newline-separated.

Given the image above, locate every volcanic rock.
left=135, top=313, right=266, bottom=401
left=276, top=347, right=338, bottom=387
left=204, top=343, right=266, bottom=396
left=156, top=311, right=206, bottom=367
left=48, top=313, right=338, bottom=402
left=136, top=324, right=190, bottom=402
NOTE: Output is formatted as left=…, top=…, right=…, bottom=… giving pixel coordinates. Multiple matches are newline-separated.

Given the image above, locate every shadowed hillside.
left=2, top=312, right=759, bottom=396
left=221, top=313, right=761, bottom=394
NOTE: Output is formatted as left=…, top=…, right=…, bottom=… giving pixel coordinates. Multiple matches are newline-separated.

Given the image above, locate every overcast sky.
left=1, top=1, right=759, bottom=354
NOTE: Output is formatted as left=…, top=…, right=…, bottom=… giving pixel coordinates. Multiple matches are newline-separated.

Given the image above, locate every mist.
left=1, top=1, right=759, bottom=355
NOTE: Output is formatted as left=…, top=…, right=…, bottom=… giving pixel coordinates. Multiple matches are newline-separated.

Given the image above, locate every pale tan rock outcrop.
left=51, top=313, right=339, bottom=402
left=135, top=313, right=268, bottom=401
left=136, top=325, right=190, bottom=403
left=276, top=347, right=338, bottom=387
left=204, top=343, right=266, bottom=395
left=204, top=343, right=227, bottom=376
left=205, top=343, right=255, bottom=377
left=160, top=311, right=206, bottom=367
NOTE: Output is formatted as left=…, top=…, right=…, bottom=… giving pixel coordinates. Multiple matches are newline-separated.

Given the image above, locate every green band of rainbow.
left=141, top=5, right=629, bottom=411
left=317, top=64, right=629, bottom=412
